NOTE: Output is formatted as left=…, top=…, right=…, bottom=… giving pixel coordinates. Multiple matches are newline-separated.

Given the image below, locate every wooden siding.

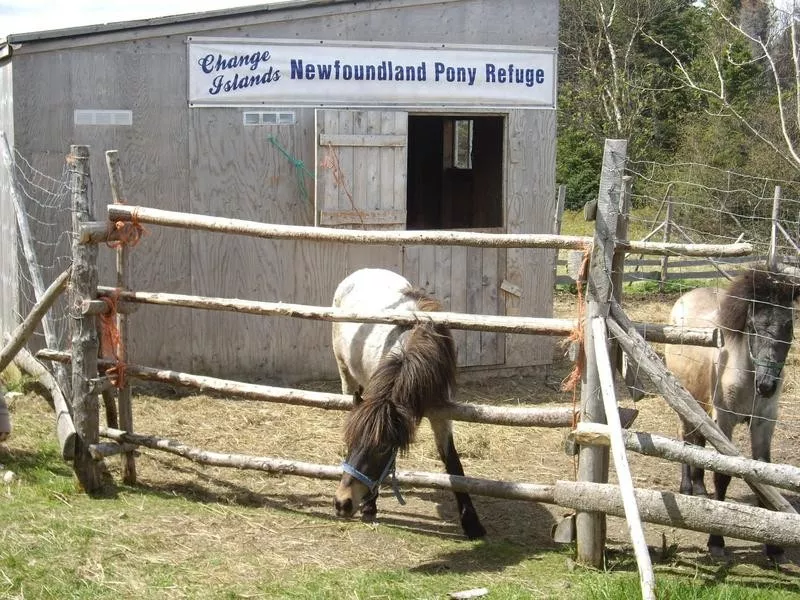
left=1, top=0, right=559, bottom=381
left=403, top=244, right=505, bottom=368
left=6, top=0, right=558, bottom=52
left=0, top=61, right=16, bottom=338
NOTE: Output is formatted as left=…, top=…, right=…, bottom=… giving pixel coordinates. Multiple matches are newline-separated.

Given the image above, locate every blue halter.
left=341, top=448, right=406, bottom=506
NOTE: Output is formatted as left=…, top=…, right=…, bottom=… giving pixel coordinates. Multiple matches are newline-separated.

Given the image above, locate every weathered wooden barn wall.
left=0, top=59, right=16, bottom=338
left=2, top=0, right=558, bottom=382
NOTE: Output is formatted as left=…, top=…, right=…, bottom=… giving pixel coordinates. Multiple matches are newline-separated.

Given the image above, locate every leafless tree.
left=648, top=0, right=800, bottom=171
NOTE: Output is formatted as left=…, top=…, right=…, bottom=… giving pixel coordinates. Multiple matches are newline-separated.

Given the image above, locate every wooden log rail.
left=38, top=349, right=576, bottom=428
left=571, top=422, right=800, bottom=493
left=99, top=427, right=557, bottom=502
left=591, top=316, right=653, bottom=598
left=88, top=287, right=722, bottom=347
left=105, top=205, right=591, bottom=249
left=0, top=268, right=71, bottom=374
left=11, top=343, right=76, bottom=461
left=554, top=481, right=800, bottom=548
left=98, top=427, right=800, bottom=548
left=103, top=205, right=753, bottom=257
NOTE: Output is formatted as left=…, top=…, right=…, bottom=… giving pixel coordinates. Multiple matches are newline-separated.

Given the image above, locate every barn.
left=0, top=0, right=559, bottom=383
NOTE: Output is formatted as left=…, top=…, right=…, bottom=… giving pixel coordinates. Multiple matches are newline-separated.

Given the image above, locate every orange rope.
left=560, top=246, right=591, bottom=405
left=99, top=291, right=126, bottom=389
left=106, top=201, right=146, bottom=249
left=560, top=245, right=591, bottom=480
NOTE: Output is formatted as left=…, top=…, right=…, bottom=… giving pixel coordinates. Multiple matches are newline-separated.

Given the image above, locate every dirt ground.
left=108, top=288, right=800, bottom=576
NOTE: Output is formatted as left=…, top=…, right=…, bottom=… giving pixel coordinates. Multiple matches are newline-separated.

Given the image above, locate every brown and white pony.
left=331, top=268, right=485, bottom=539
left=665, top=265, right=799, bottom=559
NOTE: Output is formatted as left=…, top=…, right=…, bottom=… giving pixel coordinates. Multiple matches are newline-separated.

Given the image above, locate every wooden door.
left=315, top=109, right=407, bottom=273
left=316, top=110, right=408, bottom=229
left=403, top=244, right=505, bottom=368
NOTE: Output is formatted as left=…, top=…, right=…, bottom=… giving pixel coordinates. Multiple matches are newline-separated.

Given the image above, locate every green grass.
left=1, top=362, right=27, bottom=393
left=622, top=279, right=721, bottom=295
left=576, top=573, right=800, bottom=600
left=560, top=206, right=664, bottom=241
left=2, top=432, right=799, bottom=600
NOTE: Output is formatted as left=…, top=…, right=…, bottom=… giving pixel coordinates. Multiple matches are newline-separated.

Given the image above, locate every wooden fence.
left=5, top=142, right=800, bottom=600
left=554, top=255, right=764, bottom=286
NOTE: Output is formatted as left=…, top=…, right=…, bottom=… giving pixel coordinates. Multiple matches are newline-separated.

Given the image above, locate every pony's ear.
left=777, top=266, right=800, bottom=300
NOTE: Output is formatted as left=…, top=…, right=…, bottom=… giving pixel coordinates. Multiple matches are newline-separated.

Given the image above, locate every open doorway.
left=406, top=115, right=504, bottom=230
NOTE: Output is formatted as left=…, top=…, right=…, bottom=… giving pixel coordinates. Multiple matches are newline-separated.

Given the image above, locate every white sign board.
left=188, top=38, right=556, bottom=109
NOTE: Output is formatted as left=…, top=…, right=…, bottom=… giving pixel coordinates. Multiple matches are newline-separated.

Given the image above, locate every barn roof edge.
left=3, top=0, right=377, bottom=45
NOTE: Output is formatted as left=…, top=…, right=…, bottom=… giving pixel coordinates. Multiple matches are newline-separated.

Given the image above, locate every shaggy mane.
left=343, top=287, right=456, bottom=455
left=719, top=266, right=799, bottom=334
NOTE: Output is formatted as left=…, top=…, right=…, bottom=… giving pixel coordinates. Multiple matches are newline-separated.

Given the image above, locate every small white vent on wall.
left=74, top=109, right=133, bottom=126
left=243, top=111, right=296, bottom=126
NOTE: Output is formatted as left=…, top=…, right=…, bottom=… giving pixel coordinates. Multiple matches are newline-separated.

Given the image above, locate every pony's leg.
left=335, top=355, right=360, bottom=397
left=707, top=414, right=737, bottom=558
left=750, top=416, right=783, bottom=560
left=679, top=418, right=708, bottom=497
left=429, top=417, right=486, bottom=539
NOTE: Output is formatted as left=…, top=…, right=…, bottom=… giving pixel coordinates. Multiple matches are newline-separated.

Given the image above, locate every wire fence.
left=618, top=158, right=800, bottom=441
left=7, top=147, right=73, bottom=353
left=626, top=159, right=800, bottom=264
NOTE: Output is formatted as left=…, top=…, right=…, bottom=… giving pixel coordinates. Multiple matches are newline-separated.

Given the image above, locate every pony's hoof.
left=765, top=545, right=785, bottom=564
left=360, top=503, right=378, bottom=522
left=464, top=521, right=486, bottom=540
left=708, top=546, right=727, bottom=561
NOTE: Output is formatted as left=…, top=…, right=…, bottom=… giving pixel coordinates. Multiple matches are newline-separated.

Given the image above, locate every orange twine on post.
left=560, top=245, right=592, bottom=426
left=106, top=201, right=146, bottom=249
left=99, top=291, right=126, bottom=389
left=559, top=245, right=591, bottom=480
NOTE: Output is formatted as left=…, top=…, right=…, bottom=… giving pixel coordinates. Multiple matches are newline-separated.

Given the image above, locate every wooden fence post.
left=576, top=138, right=627, bottom=568
left=68, top=145, right=107, bottom=494
left=105, top=150, right=137, bottom=485
left=768, top=186, right=781, bottom=271
left=659, top=196, right=674, bottom=291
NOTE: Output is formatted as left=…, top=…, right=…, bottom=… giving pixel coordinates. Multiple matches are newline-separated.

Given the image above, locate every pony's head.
left=721, top=267, right=800, bottom=398
left=334, top=381, right=415, bottom=518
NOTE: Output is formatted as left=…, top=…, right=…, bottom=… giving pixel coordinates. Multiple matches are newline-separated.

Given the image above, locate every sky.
left=0, top=1, right=284, bottom=38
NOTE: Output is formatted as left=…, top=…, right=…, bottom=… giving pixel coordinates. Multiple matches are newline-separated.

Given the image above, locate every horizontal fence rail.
left=103, top=205, right=753, bottom=256
left=105, top=205, right=593, bottom=249
left=571, top=423, right=800, bottom=494
left=38, top=349, right=577, bottom=428
left=89, top=287, right=722, bottom=347
left=555, top=255, right=774, bottom=285
left=99, top=427, right=558, bottom=503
